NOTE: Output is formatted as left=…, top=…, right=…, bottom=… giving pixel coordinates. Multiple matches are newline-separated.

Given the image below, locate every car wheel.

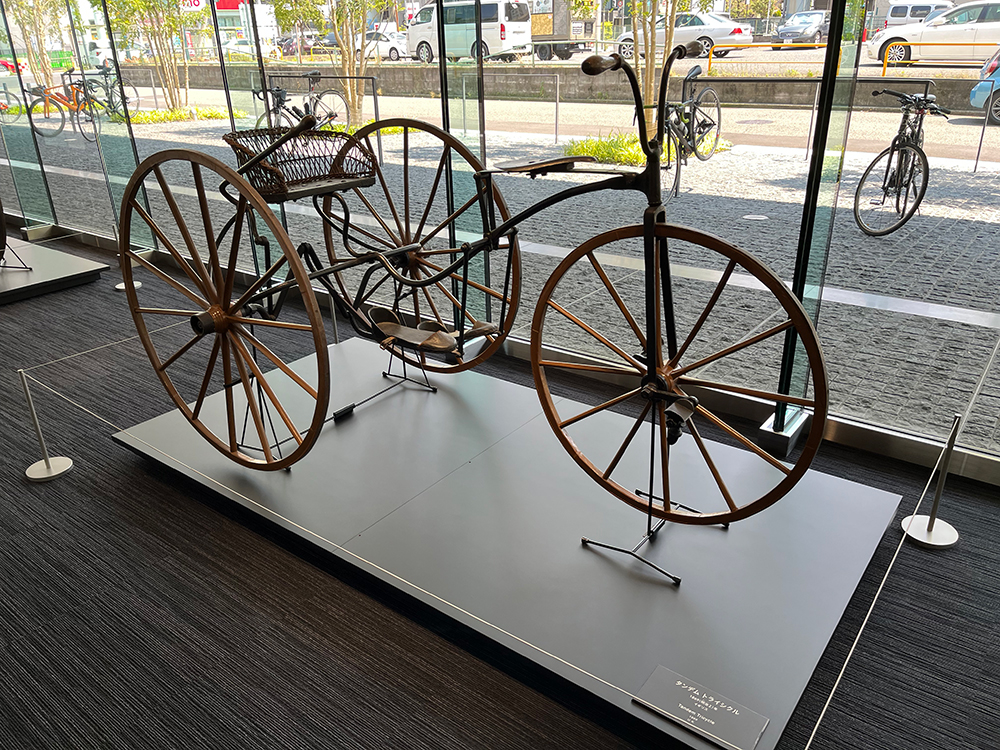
left=389, top=47, right=399, bottom=61
left=713, top=49, right=730, bottom=58
left=556, top=49, right=573, bottom=60
left=813, top=31, right=823, bottom=46
left=618, top=40, right=634, bottom=59
left=989, top=92, right=1000, bottom=126
left=882, top=39, right=910, bottom=64
left=772, top=46, right=782, bottom=51
left=473, top=41, right=489, bottom=59
left=536, top=44, right=552, bottom=61
left=417, top=42, right=433, bottom=64
left=697, top=36, right=714, bottom=57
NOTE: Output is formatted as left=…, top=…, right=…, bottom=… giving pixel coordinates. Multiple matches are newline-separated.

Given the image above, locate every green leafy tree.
left=570, top=0, right=597, bottom=20
left=5, top=0, right=64, bottom=87
left=104, top=0, right=207, bottom=109
left=330, top=0, right=399, bottom=124
left=265, top=0, right=326, bottom=63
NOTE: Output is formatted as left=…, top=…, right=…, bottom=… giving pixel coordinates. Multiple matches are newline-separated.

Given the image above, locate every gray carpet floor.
left=1, top=235, right=997, bottom=750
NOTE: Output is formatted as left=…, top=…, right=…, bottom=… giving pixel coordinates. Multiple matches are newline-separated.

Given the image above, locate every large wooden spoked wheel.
left=321, top=118, right=521, bottom=373
left=120, top=150, right=330, bottom=470
left=530, top=224, right=828, bottom=525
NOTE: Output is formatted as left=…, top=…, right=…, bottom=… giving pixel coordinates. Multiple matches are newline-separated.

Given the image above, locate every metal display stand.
left=902, top=414, right=961, bottom=549
left=19, top=370, right=73, bottom=482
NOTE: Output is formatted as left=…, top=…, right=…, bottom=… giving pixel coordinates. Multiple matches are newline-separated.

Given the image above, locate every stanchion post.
left=19, top=370, right=74, bottom=482
left=902, top=413, right=961, bottom=548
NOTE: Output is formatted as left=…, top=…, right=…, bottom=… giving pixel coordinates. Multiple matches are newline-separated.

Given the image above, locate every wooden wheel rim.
left=120, top=149, right=330, bottom=470
left=530, top=223, right=829, bottom=525
left=321, top=118, right=521, bottom=373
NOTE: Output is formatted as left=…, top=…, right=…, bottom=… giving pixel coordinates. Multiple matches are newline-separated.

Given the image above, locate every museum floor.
left=0, top=235, right=997, bottom=750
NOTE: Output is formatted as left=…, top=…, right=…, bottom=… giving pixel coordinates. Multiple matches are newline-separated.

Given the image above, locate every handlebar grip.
left=936, top=105, right=952, bottom=114
left=582, top=54, right=622, bottom=76
left=288, top=113, right=317, bottom=136
left=874, top=89, right=909, bottom=100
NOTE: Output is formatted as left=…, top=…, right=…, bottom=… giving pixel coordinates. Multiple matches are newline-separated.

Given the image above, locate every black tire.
left=315, top=89, right=350, bottom=130
left=618, top=40, right=634, bottom=59
left=882, top=39, right=910, bottom=64
left=536, top=44, right=552, bottom=61
left=0, top=89, right=23, bottom=125
left=697, top=37, right=714, bottom=58
left=28, top=98, right=65, bottom=137
left=771, top=46, right=782, bottom=51
left=108, top=82, right=140, bottom=116
left=988, top=92, right=1000, bottom=126
left=255, top=109, right=295, bottom=130
left=556, top=49, right=573, bottom=60
left=76, top=99, right=104, bottom=142
left=473, top=41, right=489, bottom=59
left=813, top=31, right=823, bottom=47
left=713, top=49, right=730, bottom=58
left=692, top=87, right=721, bottom=161
left=854, top=144, right=928, bottom=236
left=388, top=47, right=400, bottom=61
left=417, top=41, right=433, bottom=64
left=662, top=127, right=681, bottom=205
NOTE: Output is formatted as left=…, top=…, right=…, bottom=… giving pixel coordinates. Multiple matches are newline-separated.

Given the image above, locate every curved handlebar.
left=581, top=54, right=622, bottom=76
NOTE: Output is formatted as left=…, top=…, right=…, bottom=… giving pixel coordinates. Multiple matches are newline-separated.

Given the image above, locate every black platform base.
left=113, top=337, right=901, bottom=750
left=0, top=237, right=107, bottom=305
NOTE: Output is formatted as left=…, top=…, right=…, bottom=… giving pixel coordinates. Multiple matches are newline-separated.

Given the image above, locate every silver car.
left=616, top=13, right=753, bottom=59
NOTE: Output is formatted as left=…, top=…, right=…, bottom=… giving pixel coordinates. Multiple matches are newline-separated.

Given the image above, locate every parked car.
left=355, top=30, right=407, bottom=61
left=222, top=38, right=281, bottom=59
left=615, top=12, right=753, bottom=59
left=970, top=45, right=1000, bottom=123
left=885, top=0, right=955, bottom=27
left=866, top=0, right=1000, bottom=63
left=770, top=11, right=830, bottom=49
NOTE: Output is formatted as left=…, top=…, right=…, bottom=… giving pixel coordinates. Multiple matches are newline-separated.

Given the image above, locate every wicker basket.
left=223, top=127, right=376, bottom=201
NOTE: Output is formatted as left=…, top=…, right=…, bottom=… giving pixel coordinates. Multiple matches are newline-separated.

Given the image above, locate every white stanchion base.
left=902, top=514, right=960, bottom=549
left=115, top=281, right=141, bottom=291
left=25, top=455, right=73, bottom=482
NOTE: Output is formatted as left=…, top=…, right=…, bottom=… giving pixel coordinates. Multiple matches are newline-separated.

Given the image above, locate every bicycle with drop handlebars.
left=254, top=69, right=350, bottom=131
left=118, top=40, right=828, bottom=579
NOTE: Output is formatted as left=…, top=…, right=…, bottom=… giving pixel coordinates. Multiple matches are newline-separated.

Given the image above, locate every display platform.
left=0, top=237, right=107, bottom=305
left=114, top=337, right=901, bottom=750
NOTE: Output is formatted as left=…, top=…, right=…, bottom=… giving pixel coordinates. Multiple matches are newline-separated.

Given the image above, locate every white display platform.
left=114, top=337, right=901, bottom=750
left=0, top=237, right=107, bottom=304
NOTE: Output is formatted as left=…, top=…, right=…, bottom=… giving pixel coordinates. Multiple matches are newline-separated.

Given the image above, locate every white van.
left=407, top=0, right=532, bottom=62
left=885, top=1, right=954, bottom=27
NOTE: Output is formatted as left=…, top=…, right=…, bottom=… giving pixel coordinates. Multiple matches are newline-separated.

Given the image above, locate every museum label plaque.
left=633, top=666, right=769, bottom=750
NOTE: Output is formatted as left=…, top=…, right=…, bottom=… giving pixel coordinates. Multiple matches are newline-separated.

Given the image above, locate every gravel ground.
left=2, top=104, right=999, bottom=455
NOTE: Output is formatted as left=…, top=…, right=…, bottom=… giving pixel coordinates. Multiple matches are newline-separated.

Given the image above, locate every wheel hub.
left=190, top=305, right=229, bottom=335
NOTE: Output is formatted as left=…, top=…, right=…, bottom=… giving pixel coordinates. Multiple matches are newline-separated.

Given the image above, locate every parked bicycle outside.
left=255, top=70, right=349, bottom=131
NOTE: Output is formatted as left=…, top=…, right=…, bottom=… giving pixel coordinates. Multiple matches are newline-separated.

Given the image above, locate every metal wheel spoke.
left=358, top=268, right=394, bottom=307
left=153, top=165, right=218, bottom=302
left=538, top=360, right=638, bottom=377
left=220, top=336, right=238, bottom=452
left=603, top=401, right=652, bottom=480
left=228, top=336, right=274, bottom=462
left=232, top=321, right=320, bottom=399
left=192, top=162, right=224, bottom=295
left=342, top=216, right=397, bottom=250
left=193, top=337, right=222, bottom=421
left=695, top=404, right=791, bottom=475
left=673, top=319, right=794, bottom=378
left=544, top=298, right=647, bottom=374
left=228, top=333, right=304, bottom=446
left=676, top=376, right=815, bottom=408
left=414, top=146, right=450, bottom=242
left=157, top=333, right=203, bottom=372
left=230, top=255, right=288, bottom=312
left=222, top=196, right=247, bottom=306
left=124, top=249, right=209, bottom=310
left=416, top=257, right=508, bottom=301
left=129, top=199, right=211, bottom=299
left=587, top=252, right=645, bottom=350
left=688, top=420, right=737, bottom=512
left=559, top=388, right=641, bottom=429
left=135, top=307, right=201, bottom=317
left=353, top=186, right=402, bottom=248
left=668, top=259, right=736, bottom=368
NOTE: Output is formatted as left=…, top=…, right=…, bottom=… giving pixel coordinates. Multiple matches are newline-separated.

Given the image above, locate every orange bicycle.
left=26, top=69, right=104, bottom=142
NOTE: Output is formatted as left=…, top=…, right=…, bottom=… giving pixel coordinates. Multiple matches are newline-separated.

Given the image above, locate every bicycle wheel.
left=255, top=109, right=295, bottom=129
left=314, top=89, right=350, bottom=131
left=661, top=127, right=681, bottom=205
left=27, top=98, right=65, bottom=137
left=119, top=150, right=330, bottom=470
left=108, top=82, right=140, bottom=116
left=530, top=223, right=828, bottom=526
left=0, top=89, right=23, bottom=124
left=853, top=144, right=927, bottom=237
left=692, top=87, right=721, bottom=161
left=321, top=118, right=521, bottom=373
left=76, top=100, right=104, bottom=142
